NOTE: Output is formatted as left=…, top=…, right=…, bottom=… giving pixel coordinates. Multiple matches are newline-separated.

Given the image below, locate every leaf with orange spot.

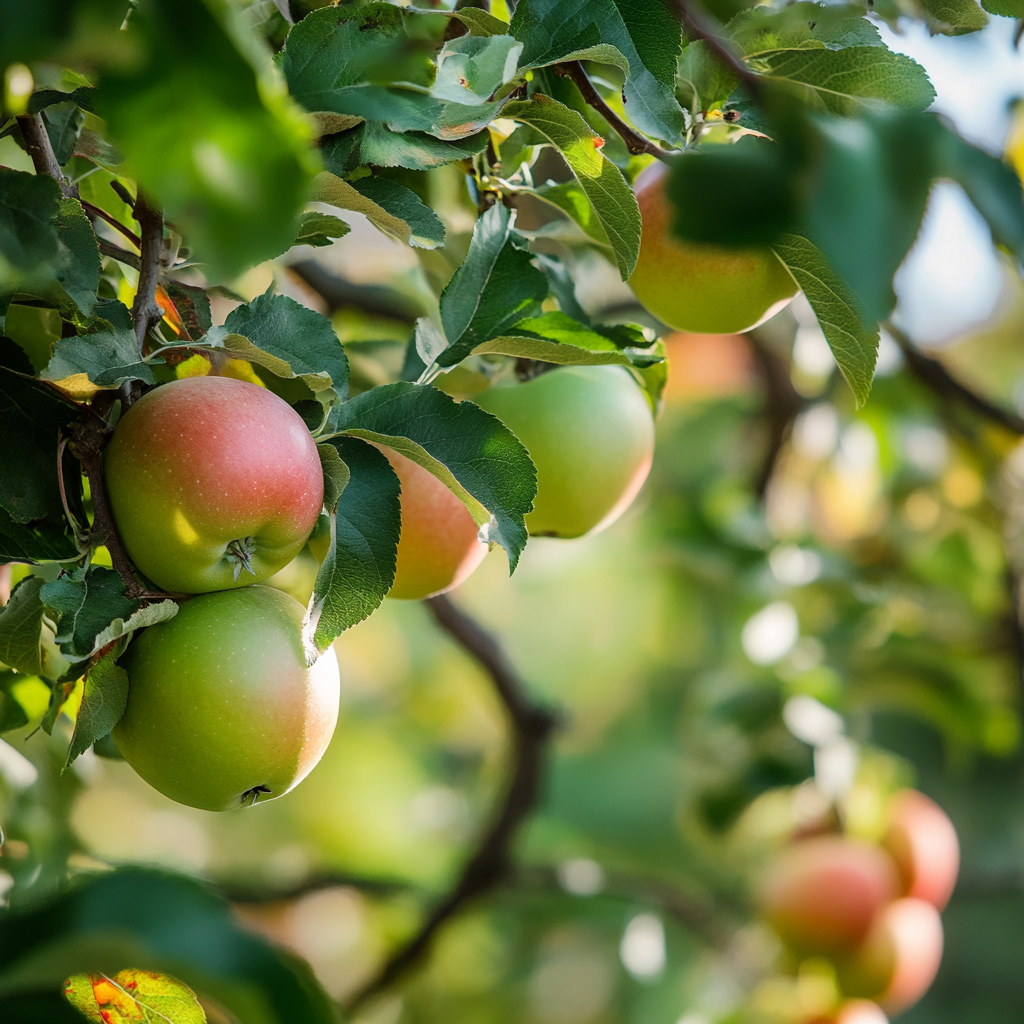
left=63, top=969, right=207, bottom=1024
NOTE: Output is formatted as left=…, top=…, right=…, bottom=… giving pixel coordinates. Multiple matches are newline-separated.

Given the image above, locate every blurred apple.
left=760, top=836, right=899, bottom=955
left=882, top=789, right=959, bottom=910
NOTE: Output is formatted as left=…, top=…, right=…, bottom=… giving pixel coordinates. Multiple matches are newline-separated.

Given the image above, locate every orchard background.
left=1, top=0, right=1024, bottom=1022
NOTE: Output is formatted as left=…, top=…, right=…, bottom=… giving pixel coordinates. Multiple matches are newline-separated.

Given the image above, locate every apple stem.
left=344, top=593, right=558, bottom=1012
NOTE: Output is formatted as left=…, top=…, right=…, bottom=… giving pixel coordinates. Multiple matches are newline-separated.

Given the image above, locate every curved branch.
left=559, top=62, right=677, bottom=161
left=16, top=114, right=78, bottom=198
left=345, top=594, right=558, bottom=1013
left=886, top=322, right=1024, bottom=435
left=82, top=200, right=142, bottom=249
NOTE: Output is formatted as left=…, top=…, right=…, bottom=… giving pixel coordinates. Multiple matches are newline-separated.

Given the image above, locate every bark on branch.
left=131, top=192, right=166, bottom=356
left=344, top=594, right=557, bottom=1013
left=15, top=114, right=78, bottom=198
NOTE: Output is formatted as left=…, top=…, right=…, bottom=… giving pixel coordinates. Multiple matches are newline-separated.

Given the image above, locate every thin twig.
left=289, top=259, right=425, bottom=323
left=131, top=191, right=165, bottom=355
left=747, top=330, right=806, bottom=499
left=98, top=240, right=142, bottom=271
left=886, top=322, right=1024, bottom=435
left=15, top=114, right=78, bottom=198
left=674, top=0, right=762, bottom=96
left=345, top=594, right=557, bottom=1012
left=81, top=200, right=142, bottom=249
left=559, top=62, right=677, bottom=160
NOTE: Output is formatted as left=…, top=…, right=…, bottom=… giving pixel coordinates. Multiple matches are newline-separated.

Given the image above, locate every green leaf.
left=918, top=0, right=989, bottom=33
left=0, top=507, right=82, bottom=565
left=307, top=437, right=400, bottom=652
left=320, top=121, right=488, bottom=175
left=529, top=180, right=612, bottom=246
left=282, top=5, right=502, bottom=139
left=0, top=576, right=49, bottom=678
left=318, top=441, right=351, bottom=514
left=40, top=566, right=178, bottom=663
left=0, top=168, right=61, bottom=275
left=770, top=232, right=879, bottom=406
left=330, top=382, right=537, bottom=571
left=433, top=203, right=548, bottom=369
left=472, top=311, right=663, bottom=368
left=0, top=671, right=30, bottom=733
left=293, top=211, right=351, bottom=248
left=62, top=650, right=130, bottom=773
left=511, top=0, right=687, bottom=141
left=54, top=198, right=100, bottom=316
left=433, top=34, right=523, bottom=105
left=504, top=95, right=641, bottom=278
left=0, top=360, right=83, bottom=536
left=442, top=7, right=513, bottom=36
left=757, top=45, right=936, bottom=116
left=94, top=0, right=314, bottom=280
left=180, top=291, right=348, bottom=397
left=311, top=171, right=445, bottom=250
left=728, top=3, right=886, bottom=54
left=42, top=300, right=155, bottom=390
left=979, top=0, right=1023, bottom=15
left=0, top=868, right=338, bottom=1024
left=42, top=103, right=86, bottom=165
left=64, top=968, right=207, bottom=1024
left=677, top=41, right=739, bottom=114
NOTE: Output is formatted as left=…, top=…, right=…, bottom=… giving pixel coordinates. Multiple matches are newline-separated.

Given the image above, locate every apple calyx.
left=241, top=784, right=272, bottom=807
left=226, top=537, right=258, bottom=581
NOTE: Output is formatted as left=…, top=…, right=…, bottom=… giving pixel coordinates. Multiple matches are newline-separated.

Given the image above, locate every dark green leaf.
left=94, top=0, right=313, bottom=280
left=54, top=199, right=100, bottom=317
left=321, top=121, right=488, bottom=175
left=511, top=0, right=687, bottom=141
left=27, top=87, right=97, bottom=116
left=0, top=671, right=29, bottom=733
left=0, top=576, right=48, bottom=678
left=318, top=442, right=351, bottom=515
left=42, top=104, right=85, bottom=166
left=0, top=868, right=338, bottom=1024
left=311, top=172, right=445, bottom=249
left=163, top=282, right=212, bottom=340
left=0, top=508, right=82, bottom=565
left=432, top=203, right=547, bottom=368
left=330, top=382, right=536, bottom=570
left=293, top=211, right=351, bottom=249
left=62, top=649, right=129, bottom=773
left=0, top=168, right=61, bottom=274
left=307, top=437, right=400, bottom=651
left=979, top=0, right=1023, bottom=14
left=0, top=362, right=82, bottom=532
left=504, top=95, right=641, bottom=278
left=771, top=232, right=879, bottom=406
left=42, top=300, right=154, bottom=389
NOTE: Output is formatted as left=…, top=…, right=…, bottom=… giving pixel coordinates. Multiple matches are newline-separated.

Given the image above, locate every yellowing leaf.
left=63, top=969, right=207, bottom=1024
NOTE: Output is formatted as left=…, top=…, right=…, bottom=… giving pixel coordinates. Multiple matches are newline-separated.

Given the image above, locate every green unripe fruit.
left=474, top=366, right=654, bottom=538
left=628, top=163, right=798, bottom=335
left=113, top=586, right=340, bottom=811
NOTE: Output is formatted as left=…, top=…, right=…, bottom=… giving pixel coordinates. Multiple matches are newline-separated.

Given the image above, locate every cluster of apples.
left=759, top=790, right=959, bottom=1022
left=102, top=360, right=655, bottom=811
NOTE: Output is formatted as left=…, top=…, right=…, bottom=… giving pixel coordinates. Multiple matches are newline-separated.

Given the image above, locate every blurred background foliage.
left=2, top=1, right=1024, bottom=1023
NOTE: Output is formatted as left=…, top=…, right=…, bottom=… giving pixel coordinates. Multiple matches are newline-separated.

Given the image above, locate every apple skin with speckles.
left=113, top=586, right=340, bottom=811
left=627, top=162, right=798, bottom=335
left=105, top=376, right=324, bottom=594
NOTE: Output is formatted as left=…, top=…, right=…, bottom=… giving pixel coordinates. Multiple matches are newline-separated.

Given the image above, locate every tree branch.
left=673, top=0, right=762, bottom=97
left=886, top=322, right=1024, bottom=435
left=345, top=594, right=558, bottom=1013
left=98, top=240, right=142, bottom=271
left=559, top=62, right=677, bottom=161
left=15, top=114, right=78, bottom=198
left=131, top=191, right=166, bottom=356
left=81, top=200, right=142, bottom=249
left=288, top=259, right=425, bottom=323
left=747, top=330, right=806, bottom=499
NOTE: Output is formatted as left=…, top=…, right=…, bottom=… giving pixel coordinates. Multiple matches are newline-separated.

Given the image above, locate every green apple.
left=474, top=366, right=654, bottom=538
left=105, top=376, right=324, bottom=594
left=380, top=446, right=488, bottom=600
left=628, top=163, right=798, bottom=335
left=113, top=586, right=340, bottom=812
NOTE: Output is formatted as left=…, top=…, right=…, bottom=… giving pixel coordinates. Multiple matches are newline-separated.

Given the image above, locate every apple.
left=474, top=366, right=654, bottom=538
left=113, top=585, right=340, bottom=812
left=627, top=163, right=798, bottom=335
left=760, top=836, right=899, bottom=956
left=807, top=1000, right=889, bottom=1024
left=105, top=376, right=324, bottom=594
left=378, top=447, right=488, bottom=601
left=837, top=898, right=944, bottom=1016
left=882, top=789, right=959, bottom=910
